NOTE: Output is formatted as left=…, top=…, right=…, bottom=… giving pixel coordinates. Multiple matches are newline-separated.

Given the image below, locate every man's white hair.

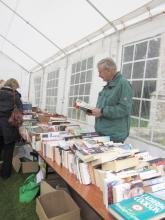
left=97, top=58, right=117, bottom=70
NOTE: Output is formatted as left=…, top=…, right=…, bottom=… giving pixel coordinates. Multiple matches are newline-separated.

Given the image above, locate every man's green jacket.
left=95, top=72, right=133, bottom=142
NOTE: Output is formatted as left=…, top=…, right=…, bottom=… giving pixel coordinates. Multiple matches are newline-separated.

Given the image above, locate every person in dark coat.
left=0, top=78, right=23, bottom=179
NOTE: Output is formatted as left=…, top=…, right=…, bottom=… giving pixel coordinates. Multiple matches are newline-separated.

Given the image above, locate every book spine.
left=146, top=182, right=165, bottom=192
left=143, top=176, right=165, bottom=186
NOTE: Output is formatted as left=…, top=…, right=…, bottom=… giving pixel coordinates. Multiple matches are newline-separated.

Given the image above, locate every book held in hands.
left=73, top=99, right=93, bottom=113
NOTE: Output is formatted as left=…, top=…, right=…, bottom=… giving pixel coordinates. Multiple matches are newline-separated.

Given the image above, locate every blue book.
left=108, top=193, right=165, bottom=220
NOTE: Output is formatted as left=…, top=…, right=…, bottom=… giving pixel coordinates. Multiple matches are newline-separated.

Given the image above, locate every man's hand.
left=92, top=108, right=102, bottom=118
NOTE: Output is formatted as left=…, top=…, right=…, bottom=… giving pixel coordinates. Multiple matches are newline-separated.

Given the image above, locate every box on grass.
left=36, top=190, right=81, bottom=220
left=12, top=156, right=39, bottom=173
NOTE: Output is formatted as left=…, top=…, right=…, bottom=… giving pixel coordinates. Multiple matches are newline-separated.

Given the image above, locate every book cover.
left=113, top=179, right=144, bottom=203
left=109, top=193, right=165, bottom=220
left=74, top=99, right=93, bottom=113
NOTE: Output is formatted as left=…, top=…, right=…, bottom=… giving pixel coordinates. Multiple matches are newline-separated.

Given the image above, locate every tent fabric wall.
left=0, top=52, right=29, bottom=100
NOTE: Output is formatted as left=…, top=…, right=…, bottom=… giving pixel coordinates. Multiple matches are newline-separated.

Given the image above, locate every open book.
left=73, top=99, right=93, bottom=113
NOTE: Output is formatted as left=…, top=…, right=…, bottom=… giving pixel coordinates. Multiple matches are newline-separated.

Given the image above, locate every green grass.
left=0, top=171, right=39, bottom=220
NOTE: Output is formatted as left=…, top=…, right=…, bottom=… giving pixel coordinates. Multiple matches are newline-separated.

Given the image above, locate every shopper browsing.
left=91, top=58, right=133, bottom=143
left=0, top=78, right=23, bottom=179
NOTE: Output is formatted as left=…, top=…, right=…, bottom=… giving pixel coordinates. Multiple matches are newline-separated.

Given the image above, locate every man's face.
left=98, top=64, right=113, bottom=81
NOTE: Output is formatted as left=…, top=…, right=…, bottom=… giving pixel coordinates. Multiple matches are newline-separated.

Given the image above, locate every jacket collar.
left=106, top=72, right=122, bottom=87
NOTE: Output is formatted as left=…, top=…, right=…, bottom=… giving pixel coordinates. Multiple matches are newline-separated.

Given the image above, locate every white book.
left=68, top=152, right=75, bottom=174
left=140, top=171, right=161, bottom=180
left=79, top=162, right=91, bottom=185
left=145, top=182, right=165, bottom=192
left=103, top=176, right=121, bottom=208
left=76, top=157, right=82, bottom=184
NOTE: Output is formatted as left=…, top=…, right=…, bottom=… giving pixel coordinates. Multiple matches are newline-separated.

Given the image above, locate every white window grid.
left=46, top=70, right=59, bottom=113
left=67, top=57, right=93, bottom=121
left=121, top=35, right=165, bottom=147
left=34, top=77, right=41, bottom=107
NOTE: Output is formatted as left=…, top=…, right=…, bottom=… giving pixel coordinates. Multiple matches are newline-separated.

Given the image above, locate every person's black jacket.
left=0, top=87, right=23, bottom=118
left=0, top=87, right=23, bottom=144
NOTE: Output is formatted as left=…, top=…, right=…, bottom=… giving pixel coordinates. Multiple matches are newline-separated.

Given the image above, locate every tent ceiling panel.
left=15, top=0, right=106, bottom=48
left=0, top=0, right=162, bottom=71
left=6, top=16, right=58, bottom=64
left=89, top=0, right=150, bottom=21
left=3, top=42, right=37, bottom=70
left=0, top=3, right=14, bottom=37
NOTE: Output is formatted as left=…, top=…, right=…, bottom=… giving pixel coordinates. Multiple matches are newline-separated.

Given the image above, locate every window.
left=121, top=36, right=164, bottom=146
left=34, top=77, right=41, bottom=107
left=46, top=70, right=59, bottom=113
left=68, top=57, right=93, bottom=121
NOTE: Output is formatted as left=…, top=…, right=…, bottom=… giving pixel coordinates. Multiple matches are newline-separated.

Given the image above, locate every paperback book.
left=73, top=99, right=93, bottom=113
left=108, top=193, right=165, bottom=220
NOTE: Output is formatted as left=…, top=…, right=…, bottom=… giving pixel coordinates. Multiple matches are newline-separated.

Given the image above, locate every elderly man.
left=92, top=58, right=133, bottom=143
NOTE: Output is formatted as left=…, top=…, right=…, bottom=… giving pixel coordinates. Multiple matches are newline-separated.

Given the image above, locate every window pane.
left=72, top=64, right=76, bottom=74
left=80, top=72, right=86, bottom=83
left=79, top=84, right=85, bottom=95
left=134, top=41, right=147, bottom=60
left=87, top=57, right=93, bottom=69
left=123, top=45, right=134, bottom=62
left=148, top=38, right=160, bottom=58
left=75, top=73, right=80, bottom=84
left=145, top=59, right=158, bottom=78
left=131, top=118, right=138, bottom=127
left=71, top=75, right=75, bottom=85
left=140, top=120, right=148, bottom=128
left=84, top=83, right=91, bottom=95
left=72, top=109, right=77, bottom=119
left=74, top=85, right=79, bottom=95
left=68, top=108, right=72, bottom=118
left=143, top=80, right=156, bottom=99
left=132, top=99, right=140, bottom=117
left=132, top=81, right=142, bottom=98
left=122, top=63, right=132, bottom=79
left=86, top=70, right=92, bottom=82
left=76, top=62, right=81, bottom=72
left=69, top=86, right=74, bottom=96
left=141, top=101, right=150, bottom=119
left=77, top=109, right=81, bottom=120
left=132, top=61, right=145, bottom=79
left=81, top=59, right=87, bottom=71
left=84, top=96, right=89, bottom=103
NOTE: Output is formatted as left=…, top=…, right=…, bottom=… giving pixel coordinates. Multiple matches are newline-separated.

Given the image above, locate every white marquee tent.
left=0, top=0, right=165, bottom=151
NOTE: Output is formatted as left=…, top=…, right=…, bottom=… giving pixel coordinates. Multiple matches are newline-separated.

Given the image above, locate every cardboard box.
left=36, top=191, right=80, bottom=220
left=12, top=156, right=39, bottom=173
left=40, top=181, right=56, bottom=196
left=102, top=157, right=139, bottom=172
left=21, top=161, right=39, bottom=173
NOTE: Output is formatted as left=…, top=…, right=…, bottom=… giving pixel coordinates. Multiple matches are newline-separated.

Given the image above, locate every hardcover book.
left=108, top=193, right=165, bottom=220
